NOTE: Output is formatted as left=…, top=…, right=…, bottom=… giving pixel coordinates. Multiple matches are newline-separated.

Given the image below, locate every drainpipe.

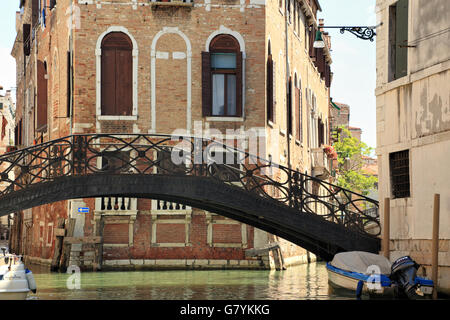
left=69, top=14, right=73, bottom=137
left=285, top=0, right=291, bottom=173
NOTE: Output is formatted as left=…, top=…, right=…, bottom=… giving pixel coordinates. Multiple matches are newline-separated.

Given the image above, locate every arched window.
left=202, top=34, right=242, bottom=117
left=101, top=32, right=133, bottom=116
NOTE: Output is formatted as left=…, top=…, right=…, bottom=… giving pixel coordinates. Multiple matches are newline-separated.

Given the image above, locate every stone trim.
left=95, top=26, right=139, bottom=120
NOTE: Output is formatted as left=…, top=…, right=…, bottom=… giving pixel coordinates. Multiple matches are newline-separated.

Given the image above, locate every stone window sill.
left=97, top=115, right=138, bottom=121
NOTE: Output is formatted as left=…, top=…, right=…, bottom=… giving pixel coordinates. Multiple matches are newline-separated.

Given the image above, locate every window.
left=287, top=0, right=291, bottom=23
left=287, top=76, right=293, bottom=136
left=295, top=76, right=302, bottom=142
left=267, top=42, right=275, bottom=123
left=101, top=150, right=131, bottom=174
left=101, top=32, right=133, bottom=116
left=389, top=150, right=410, bottom=198
left=388, top=0, right=408, bottom=81
left=202, top=35, right=242, bottom=117
left=156, top=148, right=187, bottom=175
left=308, top=25, right=316, bottom=59
left=318, top=118, right=324, bottom=147
left=66, top=51, right=72, bottom=117
left=37, top=60, right=48, bottom=131
left=209, top=149, right=241, bottom=183
left=23, top=24, right=31, bottom=56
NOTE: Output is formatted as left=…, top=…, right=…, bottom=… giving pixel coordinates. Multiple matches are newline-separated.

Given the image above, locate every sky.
left=0, top=0, right=378, bottom=150
left=318, top=0, right=378, bottom=151
left=0, top=1, right=17, bottom=97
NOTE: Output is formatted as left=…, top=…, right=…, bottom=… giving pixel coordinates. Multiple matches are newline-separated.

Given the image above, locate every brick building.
left=9, top=0, right=333, bottom=270
left=0, top=89, right=15, bottom=240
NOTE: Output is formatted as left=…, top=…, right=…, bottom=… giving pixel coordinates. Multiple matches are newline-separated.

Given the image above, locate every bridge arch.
left=0, top=174, right=379, bottom=261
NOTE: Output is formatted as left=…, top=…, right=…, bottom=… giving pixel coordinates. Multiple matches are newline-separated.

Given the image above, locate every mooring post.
left=432, top=194, right=440, bottom=300
left=382, top=197, right=390, bottom=260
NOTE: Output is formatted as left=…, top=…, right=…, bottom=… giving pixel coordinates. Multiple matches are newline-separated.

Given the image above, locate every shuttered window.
left=295, top=78, right=302, bottom=142
left=23, top=24, right=31, bottom=56
left=37, top=60, right=48, bottom=132
left=101, top=32, right=133, bottom=116
left=389, top=0, right=408, bottom=81
left=202, top=34, right=242, bottom=117
left=316, top=48, right=325, bottom=77
left=66, top=51, right=72, bottom=117
left=267, top=53, right=274, bottom=123
left=287, top=77, right=293, bottom=136
left=309, top=26, right=316, bottom=59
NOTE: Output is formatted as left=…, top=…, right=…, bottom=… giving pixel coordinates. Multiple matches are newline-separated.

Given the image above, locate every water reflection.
left=28, top=262, right=353, bottom=300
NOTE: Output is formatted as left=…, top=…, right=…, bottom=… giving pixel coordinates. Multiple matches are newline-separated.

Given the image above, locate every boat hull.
left=327, top=265, right=393, bottom=297
left=0, top=291, right=28, bottom=300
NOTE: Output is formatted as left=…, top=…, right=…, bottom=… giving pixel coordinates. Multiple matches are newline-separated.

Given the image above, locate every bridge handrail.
left=0, top=133, right=380, bottom=237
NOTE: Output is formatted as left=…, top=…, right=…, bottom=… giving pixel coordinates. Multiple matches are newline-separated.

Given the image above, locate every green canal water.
left=25, top=262, right=354, bottom=300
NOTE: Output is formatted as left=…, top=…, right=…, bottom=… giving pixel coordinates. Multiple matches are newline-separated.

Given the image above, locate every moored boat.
left=0, top=248, right=37, bottom=300
left=326, top=251, right=433, bottom=299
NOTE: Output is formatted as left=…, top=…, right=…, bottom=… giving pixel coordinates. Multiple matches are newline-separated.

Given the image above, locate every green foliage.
left=333, top=126, right=378, bottom=196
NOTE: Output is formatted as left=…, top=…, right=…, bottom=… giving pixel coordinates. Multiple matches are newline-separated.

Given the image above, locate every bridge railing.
left=0, top=133, right=380, bottom=237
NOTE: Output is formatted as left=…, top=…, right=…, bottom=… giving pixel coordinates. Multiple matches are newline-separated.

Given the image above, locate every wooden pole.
left=50, top=218, right=66, bottom=271
left=432, top=194, right=440, bottom=300
left=382, top=198, right=390, bottom=259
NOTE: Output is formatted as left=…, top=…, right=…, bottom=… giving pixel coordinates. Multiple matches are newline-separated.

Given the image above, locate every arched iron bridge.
left=0, top=134, right=380, bottom=260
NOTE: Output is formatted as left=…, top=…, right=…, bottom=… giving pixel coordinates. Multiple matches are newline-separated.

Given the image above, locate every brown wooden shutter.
left=236, top=51, right=243, bottom=117
left=19, top=119, right=23, bottom=145
left=295, top=87, right=300, bottom=141
left=325, top=64, right=331, bottom=87
left=201, top=51, right=211, bottom=117
left=316, top=48, right=325, bottom=76
left=32, top=0, right=39, bottom=26
left=36, top=60, right=48, bottom=131
left=299, top=82, right=302, bottom=142
left=66, top=51, right=71, bottom=117
left=266, top=55, right=273, bottom=123
left=101, top=48, right=116, bottom=115
left=14, top=125, right=18, bottom=146
left=101, top=32, right=133, bottom=116
left=272, top=60, right=276, bottom=124
left=309, top=26, right=316, bottom=59
left=287, top=77, right=292, bottom=136
left=115, top=48, right=132, bottom=115
left=23, top=24, right=31, bottom=56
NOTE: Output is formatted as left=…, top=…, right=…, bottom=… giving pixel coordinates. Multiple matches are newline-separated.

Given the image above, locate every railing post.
left=382, top=197, right=390, bottom=260
left=432, top=193, right=440, bottom=300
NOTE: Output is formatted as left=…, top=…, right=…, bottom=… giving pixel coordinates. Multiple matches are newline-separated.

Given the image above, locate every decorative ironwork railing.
left=0, top=134, right=380, bottom=236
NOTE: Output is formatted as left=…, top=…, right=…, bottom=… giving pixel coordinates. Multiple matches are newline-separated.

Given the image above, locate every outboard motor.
left=390, top=256, right=420, bottom=299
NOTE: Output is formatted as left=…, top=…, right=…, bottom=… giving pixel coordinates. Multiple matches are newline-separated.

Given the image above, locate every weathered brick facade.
left=10, top=0, right=332, bottom=270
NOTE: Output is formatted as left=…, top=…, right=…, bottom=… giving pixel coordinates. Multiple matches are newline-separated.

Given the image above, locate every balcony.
left=95, top=196, right=138, bottom=218
left=151, top=199, right=191, bottom=215
left=311, top=148, right=332, bottom=179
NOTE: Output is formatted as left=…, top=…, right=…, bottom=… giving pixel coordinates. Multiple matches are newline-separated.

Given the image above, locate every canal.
left=26, top=262, right=354, bottom=300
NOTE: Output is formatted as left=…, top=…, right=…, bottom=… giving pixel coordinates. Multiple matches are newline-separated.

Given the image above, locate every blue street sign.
left=78, top=207, right=89, bottom=213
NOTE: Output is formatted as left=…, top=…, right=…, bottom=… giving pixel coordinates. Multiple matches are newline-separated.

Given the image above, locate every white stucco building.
left=375, top=0, right=450, bottom=294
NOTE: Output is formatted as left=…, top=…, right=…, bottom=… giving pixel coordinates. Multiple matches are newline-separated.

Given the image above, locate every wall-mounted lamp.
left=313, top=23, right=382, bottom=48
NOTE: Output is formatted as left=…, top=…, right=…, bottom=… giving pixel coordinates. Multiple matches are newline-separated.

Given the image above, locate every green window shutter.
left=395, top=0, right=408, bottom=79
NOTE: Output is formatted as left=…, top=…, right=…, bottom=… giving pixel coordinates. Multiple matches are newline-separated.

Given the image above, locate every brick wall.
left=104, top=224, right=129, bottom=244
left=12, top=0, right=330, bottom=269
